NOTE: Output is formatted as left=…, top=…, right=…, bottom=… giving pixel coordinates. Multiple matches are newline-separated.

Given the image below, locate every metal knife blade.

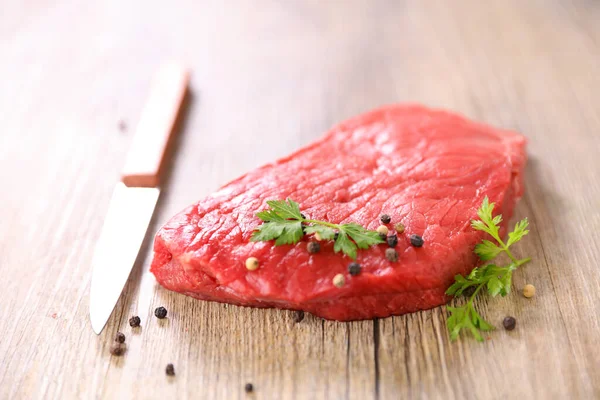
left=89, top=184, right=159, bottom=334
left=89, top=62, right=190, bottom=334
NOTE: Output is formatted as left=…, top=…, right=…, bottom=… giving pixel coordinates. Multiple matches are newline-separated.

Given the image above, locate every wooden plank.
left=376, top=1, right=600, bottom=398
left=0, top=0, right=599, bottom=399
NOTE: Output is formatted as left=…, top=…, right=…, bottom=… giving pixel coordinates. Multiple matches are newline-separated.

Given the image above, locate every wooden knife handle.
left=121, top=62, right=190, bottom=187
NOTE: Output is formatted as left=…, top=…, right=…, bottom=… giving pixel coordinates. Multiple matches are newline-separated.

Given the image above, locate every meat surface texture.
left=150, top=105, right=527, bottom=321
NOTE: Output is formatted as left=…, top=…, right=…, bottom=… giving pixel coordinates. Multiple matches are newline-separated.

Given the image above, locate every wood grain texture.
left=0, top=0, right=599, bottom=399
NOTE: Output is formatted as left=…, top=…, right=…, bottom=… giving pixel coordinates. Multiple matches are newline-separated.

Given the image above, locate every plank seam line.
left=345, top=324, right=350, bottom=400
left=522, top=193, right=575, bottom=352
left=373, top=319, right=380, bottom=400
left=403, top=317, right=411, bottom=394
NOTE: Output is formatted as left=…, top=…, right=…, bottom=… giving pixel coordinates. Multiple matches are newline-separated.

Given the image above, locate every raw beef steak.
left=150, top=105, right=526, bottom=321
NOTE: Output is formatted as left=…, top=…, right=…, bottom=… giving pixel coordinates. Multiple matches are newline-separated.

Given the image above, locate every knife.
left=89, top=63, right=190, bottom=334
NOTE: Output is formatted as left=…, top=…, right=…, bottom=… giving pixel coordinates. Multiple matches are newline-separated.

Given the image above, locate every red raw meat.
left=150, top=105, right=526, bottom=321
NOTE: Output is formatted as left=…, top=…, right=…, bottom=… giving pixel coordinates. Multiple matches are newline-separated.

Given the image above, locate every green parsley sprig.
left=446, top=197, right=531, bottom=342
left=251, top=199, right=384, bottom=259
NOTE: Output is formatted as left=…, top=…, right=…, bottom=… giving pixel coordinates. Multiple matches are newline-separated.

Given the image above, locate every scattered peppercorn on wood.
left=523, top=284, right=536, bottom=298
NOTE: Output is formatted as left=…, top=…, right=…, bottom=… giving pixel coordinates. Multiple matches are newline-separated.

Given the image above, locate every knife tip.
left=90, top=313, right=107, bottom=335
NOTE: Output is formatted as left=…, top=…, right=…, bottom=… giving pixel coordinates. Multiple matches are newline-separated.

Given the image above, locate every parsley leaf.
left=341, top=223, right=383, bottom=250
left=266, top=199, right=303, bottom=220
left=507, top=218, right=529, bottom=247
left=446, top=197, right=532, bottom=341
left=304, top=225, right=336, bottom=240
left=447, top=302, right=494, bottom=342
left=251, top=199, right=384, bottom=259
left=446, top=274, right=478, bottom=297
left=499, top=265, right=514, bottom=295
left=474, top=240, right=502, bottom=260
left=486, top=275, right=504, bottom=297
left=273, top=220, right=304, bottom=246
left=251, top=219, right=285, bottom=241
left=256, top=209, right=284, bottom=223
left=333, top=230, right=358, bottom=260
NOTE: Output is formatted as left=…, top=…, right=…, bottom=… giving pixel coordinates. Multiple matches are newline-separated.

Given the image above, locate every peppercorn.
left=385, top=248, right=398, bottom=262
left=307, top=241, right=320, bottom=254
left=110, top=342, right=125, bottom=356
left=523, top=284, right=536, bottom=298
left=379, top=233, right=387, bottom=241
left=166, top=363, right=175, bottom=376
left=376, top=225, right=389, bottom=236
left=334, top=232, right=339, bottom=240
left=300, top=213, right=306, bottom=220
left=463, top=286, right=477, bottom=297
left=394, top=223, right=405, bottom=234
left=155, top=306, right=168, bottom=319
left=129, top=316, right=141, bottom=328
left=386, top=234, right=398, bottom=248
left=294, top=310, right=305, bottom=323
left=245, top=257, right=259, bottom=271
left=380, top=214, right=391, bottom=224
left=503, top=316, right=516, bottom=331
left=115, top=332, right=125, bottom=343
left=333, top=273, right=345, bottom=288
left=409, top=234, right=424, bottom=247
left=348, top=262, right=361, bottom=276
left=245, top=383, right=254, bottom=393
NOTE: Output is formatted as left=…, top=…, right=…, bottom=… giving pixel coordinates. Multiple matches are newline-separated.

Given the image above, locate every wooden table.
left=1, top=1, right=599, bottom=398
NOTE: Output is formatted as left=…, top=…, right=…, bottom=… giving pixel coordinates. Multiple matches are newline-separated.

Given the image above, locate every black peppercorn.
left=300, top=213, right=306, bottom=220
left=409, top=234, right=424, bottom=247
left=110, top=342, right=125, bottom=356
left=379, top=233, right=387, bottom=241
left=115, top=332, right=125, bottom=343
left=294, top=310, right=305, bottom=323
left=386, top=234, right=398, bottom=248
left=166, top=363, right=175, bottom=376
left=245, top=383, right=254, bottom=393
left=154, top=307, right=168, bottom=319
left=334, top=232, right=339, bottom=240
left=503, top=316, right=516, bottom=331
left=307, top=241, right=320, bottom=254
left=385, top=248, right=398, bottom=262
left=348, top=262, right=361, bottom=276
left=380, top=214, right=391, bottom=224
left=129, top=316, right=141, bottom=327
